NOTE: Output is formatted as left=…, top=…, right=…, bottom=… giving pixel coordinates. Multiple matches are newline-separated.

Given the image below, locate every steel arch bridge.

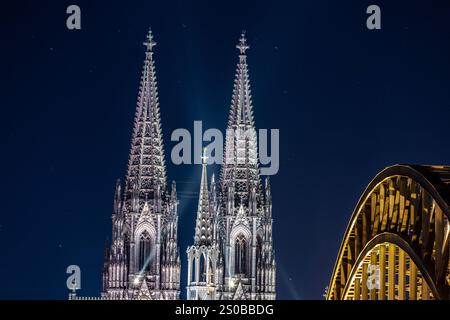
left=327, top=165, right=450, bottom=300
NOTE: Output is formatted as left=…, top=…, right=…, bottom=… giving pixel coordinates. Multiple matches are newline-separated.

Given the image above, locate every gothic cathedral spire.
left=194, top=149, right=215, bottom=245
left=187, top=148, right=221, bottom=300
left=101, top=29, right=180, bottom=300
left=221, top=31, right=261, bottom=203
left=219, top=31, right=275, bottom=300
left=126, top=29, right=167, bottom=195
left=187, top=32, right=276, bottom=301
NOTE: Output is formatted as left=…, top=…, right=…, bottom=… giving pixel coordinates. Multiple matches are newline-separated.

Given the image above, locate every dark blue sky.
left=1, top=0, right=450, bottom=299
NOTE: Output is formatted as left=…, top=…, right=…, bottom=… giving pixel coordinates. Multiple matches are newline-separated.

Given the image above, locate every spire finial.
left=236, top=30, right=249, bottom=55
left=143, top=28, right=156, bottom=51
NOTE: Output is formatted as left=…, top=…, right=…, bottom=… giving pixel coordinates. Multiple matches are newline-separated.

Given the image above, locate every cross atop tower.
left=143, top=29, right=157, bottom=51
left=236, top=31, right=249, bottom=55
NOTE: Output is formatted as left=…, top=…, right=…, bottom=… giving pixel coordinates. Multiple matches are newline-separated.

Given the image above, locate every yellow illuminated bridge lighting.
left=327, top=164, right=450, bottom=300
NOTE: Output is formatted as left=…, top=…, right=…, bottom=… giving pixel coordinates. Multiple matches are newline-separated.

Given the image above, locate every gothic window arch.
left=199, top=253, right=206, bottom=283
left=234, top=234, right=247, bottom=275
left=138, top=230, right=154, bottom=272
left=190, top=253, right=196, bottom=284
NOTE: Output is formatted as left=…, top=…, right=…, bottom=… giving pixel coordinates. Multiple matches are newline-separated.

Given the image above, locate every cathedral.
left=71, top=29, right=275, bottom=300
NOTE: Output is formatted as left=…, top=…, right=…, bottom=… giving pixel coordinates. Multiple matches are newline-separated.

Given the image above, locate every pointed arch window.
left=190, top=254, right=196, bottom=284
left=199, top=254, right=207, bottom=283
left=234, top=234, right=247, bottom=274
left=138, top=230, right=153, bottom=272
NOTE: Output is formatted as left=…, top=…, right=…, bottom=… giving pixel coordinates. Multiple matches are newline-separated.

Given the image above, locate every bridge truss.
left=327, top=165, right=450, bottom=300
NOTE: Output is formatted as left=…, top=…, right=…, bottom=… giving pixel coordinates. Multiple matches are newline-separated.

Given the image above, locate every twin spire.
left=126, top=28, right=167, bottom=195
left=221, top=30, right=261, bottom=201
left=127, top=28, right=258, bottom=202
left=101, top=29, right=273, bottom=301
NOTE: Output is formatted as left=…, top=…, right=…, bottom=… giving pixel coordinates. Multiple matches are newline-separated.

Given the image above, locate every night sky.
left=2, top=0, right=450, bottom=299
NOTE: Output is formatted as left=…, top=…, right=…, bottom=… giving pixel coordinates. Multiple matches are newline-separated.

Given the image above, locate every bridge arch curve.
left=327, top=165, right=450, bottom=300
